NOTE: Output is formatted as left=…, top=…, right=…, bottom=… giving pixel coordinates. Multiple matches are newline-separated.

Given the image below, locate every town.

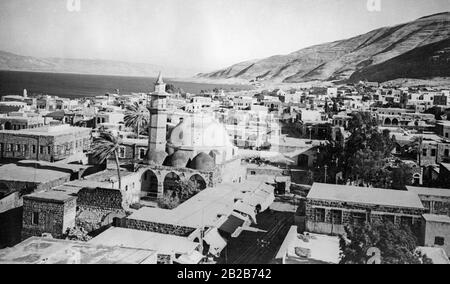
left=0, top=73, right=449, bottom=264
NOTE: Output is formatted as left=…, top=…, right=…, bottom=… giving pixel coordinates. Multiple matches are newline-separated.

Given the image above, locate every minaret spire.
left=156, top=71, right=164, bottom=84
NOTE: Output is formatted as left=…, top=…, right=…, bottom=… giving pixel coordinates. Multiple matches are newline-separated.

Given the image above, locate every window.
left=431, top=149, right=436, bottom=157
left=445, top=149, right=449, bottom=157
left=0, top=143, right=3, bottom=153
left=32, top=212, right=39, bottom=225
left=331, top=210, right=342, bottom=225
left=400, top=216, right=413, bottom=228
left=314, top=208, right=325, bottom=223
left=422, top=149, right=427, bottom=157
left=32, top=145, right=36, bottom=154
left=7, top=144, right=13, bottom=152
left=446, top=133, right=449, bottom=138
left=16, top=144, right=21, bottom=152
left=139, top=148, right=146, bottom=159
left=23, top=145, right=28, bottom=153
left=382, top=215, right=395, bottom=224
left=352, top=212, right=367, bottom=226
left=250, top=171, right=256, bottom=175
left=40, top=146, right=44, bottom=154
left=119, top=147, right=126, bottom=158
left=48, top=146, right=52, bottom=154
left=435, top=237, right=445, bottom=246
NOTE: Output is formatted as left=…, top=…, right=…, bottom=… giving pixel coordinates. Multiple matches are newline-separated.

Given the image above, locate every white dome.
left=168, top=114, right=233, bottom=149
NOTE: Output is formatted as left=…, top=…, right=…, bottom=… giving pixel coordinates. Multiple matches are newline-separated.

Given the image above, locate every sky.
left=0, top=0, right=449, bottom=72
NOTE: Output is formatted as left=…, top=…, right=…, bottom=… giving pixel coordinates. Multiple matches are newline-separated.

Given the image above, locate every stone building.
left=22, top=191, right=76, bottom=240
left=421, top=214, right=450, bottom=257
left=0, top=124, right=91, bottom=162
left=0, top=113, right=46, bottom=130
left=304, top=183, right=425, bottom=236
left=0, top=163, right=72, bottom=205
left=407, top=186, right=450, bottom=216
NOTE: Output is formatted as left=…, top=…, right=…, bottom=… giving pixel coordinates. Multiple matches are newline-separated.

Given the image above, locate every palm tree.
left=124, top=102, right=150, bottom=138
left=91, top=131, right=122, bottom=189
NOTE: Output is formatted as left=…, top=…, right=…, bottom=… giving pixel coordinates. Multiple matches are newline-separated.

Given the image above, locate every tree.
left=159, top=180, right=201, bottom=209
left=124, top=102, right=150, bottom=137
left=91, top=131, right=122, bottom=189
left=63, top=226, right=92, bottom=242
left=391, top=162, right=414, bottom=190
left=174, top=180, right=201, bottom=202
left=165, top=84, right=178, bottom=94
left=159, top=194, right=180, bottom=209
left=339, top=221, right=431, bottom=264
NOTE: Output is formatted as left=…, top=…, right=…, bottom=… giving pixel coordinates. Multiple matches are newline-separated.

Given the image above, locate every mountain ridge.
left=198, top=12, right=450, bottom=83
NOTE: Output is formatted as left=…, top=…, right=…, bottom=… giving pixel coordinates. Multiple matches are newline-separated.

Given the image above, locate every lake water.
left=0, top=70, right=252, bottom=98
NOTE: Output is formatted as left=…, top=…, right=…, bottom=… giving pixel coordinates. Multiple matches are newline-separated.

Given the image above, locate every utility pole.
left=324, top=165, right=328, bottom=183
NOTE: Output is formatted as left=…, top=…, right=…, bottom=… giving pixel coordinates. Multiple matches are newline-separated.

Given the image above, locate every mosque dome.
left=163, top=150, right=191, bottom=168
left=168, top=114, right=233, bottom=150
left=189, top=152, right=216, bottom=171
left=148, top=150, right=168, bottom=165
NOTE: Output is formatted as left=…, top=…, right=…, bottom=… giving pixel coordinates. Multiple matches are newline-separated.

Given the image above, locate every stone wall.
left=75, top=187, right=126, bottom=233
left=120, top=218, right=196, bottom=237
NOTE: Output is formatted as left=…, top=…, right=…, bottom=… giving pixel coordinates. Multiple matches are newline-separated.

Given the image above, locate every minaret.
left=148, top=72, right=168, bottom=156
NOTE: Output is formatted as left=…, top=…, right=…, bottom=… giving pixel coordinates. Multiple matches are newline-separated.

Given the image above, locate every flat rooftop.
left=308, top=183, right=424, bottom=209
left=0, top=125, right=91, bottom=136
left=89, top=227, right=199, bottom=255
left=0, top=164, right=70, bottom=183
left=0, top=237, right=156, bottom=264
left=422, top=214, right=450, bottom=223
left=416, top=247, right=450, bottom=265
left=24, top=190, right=75, bottom=203
left=128, top=180, right=270, bottom=228
left=275, top=226, right=340, bottom=264
left=407, top=186, right=450, bottom=198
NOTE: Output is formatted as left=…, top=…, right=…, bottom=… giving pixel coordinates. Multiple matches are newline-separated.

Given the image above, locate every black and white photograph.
left=0, top=0, right=449, bottom=267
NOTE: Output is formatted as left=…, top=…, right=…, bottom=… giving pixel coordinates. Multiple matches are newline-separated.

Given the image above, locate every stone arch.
left=189, top=174, right=207, bottom=190
left=141, top=170, right=159, bottom=199
left=392, top=118, right=399, bottom=126
left=164, top=172, right=181, bottom=193
left=4, top=121, right=12, bottom=130
left=384, top=118, right=391, bottom=125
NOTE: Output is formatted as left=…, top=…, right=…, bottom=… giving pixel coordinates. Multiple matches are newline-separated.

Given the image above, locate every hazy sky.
left=0, top=0, right=449, bottom=72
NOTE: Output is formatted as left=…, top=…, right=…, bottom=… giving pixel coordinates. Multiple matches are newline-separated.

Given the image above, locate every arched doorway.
left=189, top=174, right=207, bottom=191
left=164, top=172, right=181, bottom=193
left=413, top=173, right=421, bottom=185
left=384, top=118, right=391, bottom=125
left=141, top=170, right=158, bottom=199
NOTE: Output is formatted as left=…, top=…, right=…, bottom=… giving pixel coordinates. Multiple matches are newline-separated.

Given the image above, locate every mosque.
left=138, top=74, right=246, bottom=201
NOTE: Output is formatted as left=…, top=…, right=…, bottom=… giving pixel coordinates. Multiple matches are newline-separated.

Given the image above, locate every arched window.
left=189, top=174, right=207, bottom=191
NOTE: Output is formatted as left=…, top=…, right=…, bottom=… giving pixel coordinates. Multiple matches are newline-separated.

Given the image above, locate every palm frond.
left=124, top=102, right=150, bottom=132
left=91, top=131, right=121, bottom=163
